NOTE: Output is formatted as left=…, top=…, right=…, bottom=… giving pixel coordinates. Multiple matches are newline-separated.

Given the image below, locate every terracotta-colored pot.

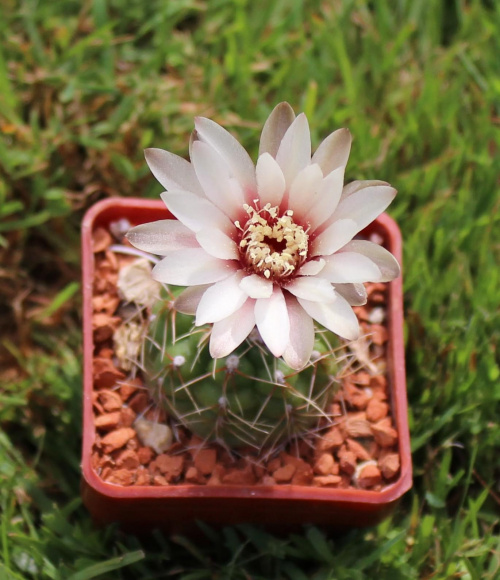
left=81, top=197, right=412, bottom=534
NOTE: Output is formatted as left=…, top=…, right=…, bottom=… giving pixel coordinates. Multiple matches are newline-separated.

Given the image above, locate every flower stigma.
left=238, top=203, right=309, bottom=281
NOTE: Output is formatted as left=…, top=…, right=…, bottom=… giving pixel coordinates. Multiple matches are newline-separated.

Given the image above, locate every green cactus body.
left=143, top=290, right=343, bottom=450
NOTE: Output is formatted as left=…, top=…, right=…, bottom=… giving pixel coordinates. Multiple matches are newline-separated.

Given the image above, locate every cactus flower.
left=127, top=103, right=400, bottom=370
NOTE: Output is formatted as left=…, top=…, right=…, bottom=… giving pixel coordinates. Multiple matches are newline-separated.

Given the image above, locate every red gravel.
left=89, top=234, right=401, bottom=491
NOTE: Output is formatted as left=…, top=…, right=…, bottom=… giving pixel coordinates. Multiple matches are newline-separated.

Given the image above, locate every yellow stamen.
left=239, top=204, right=309, bottom=281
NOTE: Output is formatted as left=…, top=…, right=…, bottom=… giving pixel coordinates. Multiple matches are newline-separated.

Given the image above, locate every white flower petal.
left=126, top=220, right=198, bottom=255
left=259, top=102, right=296, bottom=158
left=275, top=113, right=311, bottom=188
left=297, top=258, right=325, bottom=276
left=334, top=283, right=367, bottom=306
left=189, top=129, right=198, bottom=159
left=288, top=163, right=324, bottom=217
left=329, top=185, right=397, bottom=233
left=285, top=276, right=336, bottom=303
left=310, top=218, right=358, bottom=257
left=298, top=294, right=360, bottom=341
left=209, top=299, right=256, bottom=358
left=239, top=274, right=273, bottom=299
left=196, top=227, right=239, bottom=260
left=311, top=128, right=352, bottom=176
left=194, top=116, right=257, bottom=196
left=338, top=240, right=400, bottom=281
left=341, top=179, right=389, bottom=201
left=282, top=295, right=315, bottom=370
left=152, top=248, right=235, bottom=286
left=191, top=140, right=245, bottom=220
left=256, top=153, right=286, bottom=207
left=321, top=252, right=382, bottom=283
left=196, top=272, right=247, bottom=325
left=304, top=166, right=345, bottom=231
left=174, top=285, right=210, bottom=314
left=161, top=190, right=234, bottom=235
left=144, top=148, right=204, bottom=196
left=255, top=286, right=290, bottom=357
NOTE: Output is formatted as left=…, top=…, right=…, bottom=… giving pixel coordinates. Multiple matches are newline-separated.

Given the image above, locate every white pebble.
left=369, top=307, right=386, bottom=324
left=109, top=218, right=131, bottom=240
left=369, top=232, right=384, bottom=245
left=134, top=418, right=172, bottom=454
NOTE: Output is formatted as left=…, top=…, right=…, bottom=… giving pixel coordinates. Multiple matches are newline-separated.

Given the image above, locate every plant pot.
left=81, top=197, right=412, bottom=534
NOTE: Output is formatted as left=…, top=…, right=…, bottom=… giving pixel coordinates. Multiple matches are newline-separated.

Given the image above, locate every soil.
left=89, top=225, right=400, bottom=491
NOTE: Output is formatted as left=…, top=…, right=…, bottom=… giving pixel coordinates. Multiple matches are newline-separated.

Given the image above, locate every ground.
left=0, top=0, right=498, bottom=578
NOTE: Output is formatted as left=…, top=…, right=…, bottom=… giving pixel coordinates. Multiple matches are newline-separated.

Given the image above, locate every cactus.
left=139, top=287, right=345, bottom=451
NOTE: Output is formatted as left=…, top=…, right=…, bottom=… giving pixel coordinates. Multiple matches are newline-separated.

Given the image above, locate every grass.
left=1, top=0, right=499, bottom=577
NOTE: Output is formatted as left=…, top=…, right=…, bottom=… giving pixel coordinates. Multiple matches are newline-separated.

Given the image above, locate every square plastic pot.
left=81, top=197, right=412, bottom=534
